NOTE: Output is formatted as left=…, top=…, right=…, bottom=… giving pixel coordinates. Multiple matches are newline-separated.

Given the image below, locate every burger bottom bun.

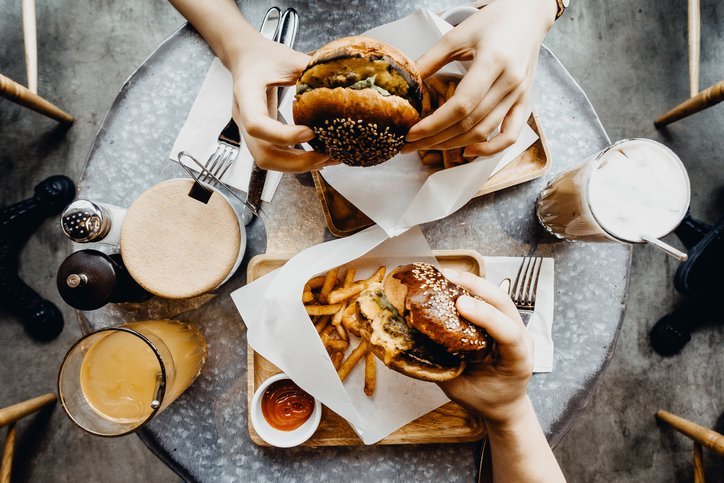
left=367, top=342, right=467, bottom=382
left=293, top=87, right=420, bottom=167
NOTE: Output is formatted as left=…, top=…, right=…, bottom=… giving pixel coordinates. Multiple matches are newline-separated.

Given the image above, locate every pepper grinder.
left=0, top=175, right=75, bottom=340
left=57, top=249, right=152, bottom=311
left=61, top=199, right=125, bottom=246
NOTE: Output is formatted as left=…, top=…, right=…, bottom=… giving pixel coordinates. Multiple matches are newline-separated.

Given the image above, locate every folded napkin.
left=169, top=58, right=283, bottom=203
left=483, top=257, right=555, bottom=373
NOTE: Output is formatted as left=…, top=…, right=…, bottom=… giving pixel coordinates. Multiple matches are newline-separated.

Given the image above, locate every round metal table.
left=76, top=2, right=630, bottom=481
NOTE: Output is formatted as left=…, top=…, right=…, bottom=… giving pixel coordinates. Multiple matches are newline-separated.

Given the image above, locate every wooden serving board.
left=246, top=250, right=488, bottom=446
left=313, top=111, right=551, bottom=237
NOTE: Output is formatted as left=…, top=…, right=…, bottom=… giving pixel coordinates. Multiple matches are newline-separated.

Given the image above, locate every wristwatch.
left=554, top=0, right=570, bottom=19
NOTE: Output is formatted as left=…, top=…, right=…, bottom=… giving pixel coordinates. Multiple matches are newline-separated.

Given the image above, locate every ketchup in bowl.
left=261, top=379, right=315, bottom=431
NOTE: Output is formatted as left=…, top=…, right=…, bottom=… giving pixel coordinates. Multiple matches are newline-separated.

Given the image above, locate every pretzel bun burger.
left=293, top=36, right=422, bottom=167
left=355, top=263, right=493, bottom=382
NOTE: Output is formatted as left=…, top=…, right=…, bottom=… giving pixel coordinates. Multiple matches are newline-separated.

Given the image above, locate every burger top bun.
left=385, top=264, right=492, bottom=353
left=306, top=36, right=423, bottom=106
left=293, top=36, right=423, bottom=167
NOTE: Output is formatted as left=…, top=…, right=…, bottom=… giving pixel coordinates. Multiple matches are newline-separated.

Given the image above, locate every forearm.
left=486, top=397, right=566, bottom=482
left=168, top=0, right=259, bottom=68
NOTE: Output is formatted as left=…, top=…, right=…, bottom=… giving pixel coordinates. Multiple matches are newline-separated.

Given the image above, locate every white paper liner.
left=232, top=226, right=451, bottom=444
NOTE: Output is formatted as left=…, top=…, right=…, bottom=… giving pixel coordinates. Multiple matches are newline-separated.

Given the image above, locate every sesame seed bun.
left=355, top=264, right=493, bottom=383
left=293, top=36, right=422, bottom=167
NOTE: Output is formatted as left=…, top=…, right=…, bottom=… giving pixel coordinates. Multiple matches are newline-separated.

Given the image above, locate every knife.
left=242, top=7, right=299, bottom=225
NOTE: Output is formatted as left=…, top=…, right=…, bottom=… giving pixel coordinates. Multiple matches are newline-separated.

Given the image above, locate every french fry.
left=315, top=315, right=331, bottom=333
left=442, top=148, right=464, bottom=169
left=343, top=268, right=356, bottom=287
left=320, top=267, right=339, bottom=303
left=421, top=86, right=432, bottom=117
left=445, top=81, right=456, bottom=101
left=331, top=351, right=344, bottom=370
left=302, top=284, right=314, bottom=304
left=427, top=76, right=448, bottom=98
left=364, top=352, right=376, bottom=397
left=341, top=304, right=361, bottom=337
left=337, top=340, right=369, bottom=381
left=421, top=151, right=443, bottom=167
left=326, top=338, right=349, bottom=352
left=322, top=323, right=336, bottom=337
left=307, top=275, right=326, bottom=289
left=335, top=322, right=348, bottom=341
left=306, top=303, right=343, bottom=316
left=329, top=265, right=387, bottom=304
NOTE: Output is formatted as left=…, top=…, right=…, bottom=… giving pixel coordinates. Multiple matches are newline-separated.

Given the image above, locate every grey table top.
left=76, top=2, right=630, bottom=481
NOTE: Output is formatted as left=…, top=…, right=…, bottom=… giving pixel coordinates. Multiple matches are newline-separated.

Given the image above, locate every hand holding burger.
left=437, top=269, right=566, bottom=483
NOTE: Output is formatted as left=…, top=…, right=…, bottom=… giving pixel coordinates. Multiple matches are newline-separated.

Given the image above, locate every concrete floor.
left=0, top=0, right=722, bottom=482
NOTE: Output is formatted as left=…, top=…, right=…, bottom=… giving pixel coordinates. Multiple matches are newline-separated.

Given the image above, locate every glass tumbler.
left=58, top=319, right=207, bottom=437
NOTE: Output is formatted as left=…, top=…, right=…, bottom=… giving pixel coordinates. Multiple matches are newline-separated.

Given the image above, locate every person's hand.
left=404, top=0, right=557, bottom=157
left=438, top=269, right=533, bottom=426
left=228, top=34, right=333, bottom=172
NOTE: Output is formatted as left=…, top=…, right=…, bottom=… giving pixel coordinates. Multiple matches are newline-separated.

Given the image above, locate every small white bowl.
left=250, top=373, right=322, bottom=448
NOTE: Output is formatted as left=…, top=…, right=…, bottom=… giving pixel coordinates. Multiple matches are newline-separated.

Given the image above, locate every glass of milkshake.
left=536, top=139, right=690, bottom=260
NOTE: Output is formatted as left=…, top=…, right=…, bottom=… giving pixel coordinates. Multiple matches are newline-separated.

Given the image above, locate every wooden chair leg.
left=687, top=0, right=700, bottom=98
left=693, top=442, right=705, bottom=483
left=655, top=81, right=724, bottom=127
left=0, top=424, right=16, bottom=483
left=656, top=410, right=724, bottom=456
left=0, top=74, right=73, bottom=123
left=0, top=393, right=56, bottom=428
left=22, top=0, right=38, bottom=94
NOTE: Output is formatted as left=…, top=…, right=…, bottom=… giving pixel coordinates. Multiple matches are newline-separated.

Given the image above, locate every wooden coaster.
left=121, top=179, right=241, bottom=299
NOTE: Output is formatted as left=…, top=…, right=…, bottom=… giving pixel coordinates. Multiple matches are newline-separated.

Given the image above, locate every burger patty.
left=297, top=57, right=411, bottom=102
left=357, top=284, right=463, bottom=370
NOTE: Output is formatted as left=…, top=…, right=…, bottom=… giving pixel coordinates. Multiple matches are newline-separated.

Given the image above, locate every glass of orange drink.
left=58, top=319, right=207, bottom=436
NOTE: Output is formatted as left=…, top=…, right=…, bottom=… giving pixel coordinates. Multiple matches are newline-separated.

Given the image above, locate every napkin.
left=168, top=58, right=283, bottom=202
left=232, top=226, right=451, bottom=444
left=277, top=9, right=538, bottom=236
left=482, top=257, right=555, bottom=373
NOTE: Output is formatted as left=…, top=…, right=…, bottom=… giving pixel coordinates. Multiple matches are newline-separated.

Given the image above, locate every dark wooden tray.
left=313, top=111, right=551, bottom=237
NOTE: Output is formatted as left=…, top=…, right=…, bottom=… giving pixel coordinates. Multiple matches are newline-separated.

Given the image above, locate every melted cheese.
left=299, top=58, right=409, bottom=98
left=357, top=288, right=412, bottom=357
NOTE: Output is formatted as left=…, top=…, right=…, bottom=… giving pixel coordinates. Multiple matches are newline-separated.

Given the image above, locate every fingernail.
left=406, top=134, right=420, bottom=142
left=298, top=130, right=315, bottom=143
left=457, top=295, right=476, bottom=312
left=442, top=268, right=460, bottom=281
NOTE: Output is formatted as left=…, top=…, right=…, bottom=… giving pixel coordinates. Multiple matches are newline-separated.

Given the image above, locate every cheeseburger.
left=355, top=263, right=493, bottom=382
left=293, top=36, right=422, bottom=167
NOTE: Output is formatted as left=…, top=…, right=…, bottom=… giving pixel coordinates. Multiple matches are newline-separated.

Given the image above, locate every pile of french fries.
left=303, top=265, right=386, bottom=397
left=418, top=76, right=473, bottom=169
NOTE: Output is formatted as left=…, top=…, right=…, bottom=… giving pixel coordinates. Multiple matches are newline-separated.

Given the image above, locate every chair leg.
left=656, top=410, right=724, bottom=456
left=0, top=74, right=73, bottom=123
left=0, top=423, right=16, bottom=483
left=655, top=81, right=724, bottom=127
left=0, top=393, right=56, bottom=428
left=22, top=0, right=38, bottom=94
left=687, top=0, right=700, bottom=98
left=693, top=442, right=705, bottom=483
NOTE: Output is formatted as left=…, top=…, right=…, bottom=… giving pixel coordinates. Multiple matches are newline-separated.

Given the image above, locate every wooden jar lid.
left=121, top=179, right=241, bottom=299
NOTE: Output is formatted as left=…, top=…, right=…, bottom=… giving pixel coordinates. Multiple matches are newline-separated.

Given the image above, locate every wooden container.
left=313, top=112, right=551, bottom=237
left=120, top=179, right=244, bottom=299
left=246, top=250, right=487, bottom=446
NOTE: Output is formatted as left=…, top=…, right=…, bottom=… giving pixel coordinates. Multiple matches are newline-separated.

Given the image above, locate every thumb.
left=415, top=37, right=456, bottom=79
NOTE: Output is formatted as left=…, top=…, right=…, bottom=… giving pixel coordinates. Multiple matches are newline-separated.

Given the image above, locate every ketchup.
left=261, top=379, right=315, bottom=431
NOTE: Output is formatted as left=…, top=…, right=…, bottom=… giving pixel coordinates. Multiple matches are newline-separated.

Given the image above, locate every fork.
left=509, top=256, right=543, bottom=325
left=199, top=119, right=240, bottom=187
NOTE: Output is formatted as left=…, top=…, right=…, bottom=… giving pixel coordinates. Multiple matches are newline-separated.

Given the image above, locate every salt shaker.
left=61, top=200, right=125, bottom=246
